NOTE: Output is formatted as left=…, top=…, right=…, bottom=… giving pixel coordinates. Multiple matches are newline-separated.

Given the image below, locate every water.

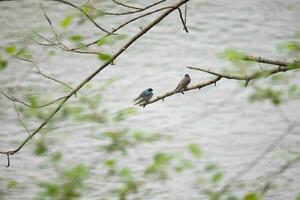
left=0, top=0, right=300, bottom=199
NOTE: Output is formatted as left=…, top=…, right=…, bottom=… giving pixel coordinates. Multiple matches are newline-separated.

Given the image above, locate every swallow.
left=133, top=88, right=153, bottom=106
left=175, top=74, right=191, bottom=94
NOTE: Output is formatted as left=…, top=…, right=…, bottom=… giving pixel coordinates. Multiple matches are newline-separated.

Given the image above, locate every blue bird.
left=134, top=88, right=153, bottom=106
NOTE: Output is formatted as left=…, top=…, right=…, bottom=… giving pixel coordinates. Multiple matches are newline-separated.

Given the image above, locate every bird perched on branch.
left=134, top=88, right=153, bottom=106
left=175, top=74, right=191, bottom=94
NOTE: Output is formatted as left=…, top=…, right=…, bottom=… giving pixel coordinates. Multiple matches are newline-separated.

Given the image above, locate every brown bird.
left=175, top=74, right=191, bottom=94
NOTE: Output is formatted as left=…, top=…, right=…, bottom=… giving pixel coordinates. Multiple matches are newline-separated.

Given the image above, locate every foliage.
left=36, top=164, right=89, bottom=200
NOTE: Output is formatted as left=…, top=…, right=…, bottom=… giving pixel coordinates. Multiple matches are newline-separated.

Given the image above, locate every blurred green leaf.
left=296, top=194, right=300, bottom=200
left=97, top=52, right=112, bottom=62
left=7, top=180, right=18, bottom=189
left=15, top=48, right=32, bottom=59
left=51, top=152, right=62, bottom=162
left=120, top=167, right=132, bottom=179
left=287, top=60, right=300, bottom=69
left=38, top=164, right=89, bottom=200
left=249, top=87, right=283, bottom=105
left=211, top=171, right=224, bottom=183
left=5, top=45, right=16, bottom=55
left=174, top=158, right=193, bottom=172
left=204, top=190, right=221, bottom=200
left=218, top=49, right=246, bottom=63
left=97, top=34, right=126, bottom=47
left=0, top=57, right=7, bottom=70
left=244, top=193, right=258, bottom=200
left=60, top=15, right=73, bottom=28
left=69, top=34, right=83, bottom=42
left=104, top=159, right=116, bottom=168
left=35, top=139, right=47, bottom=156
left=283, top=42, right=300, bottom=52
left=205, top=163, right=218, bottom=172
left=188, top=143, right=201, bottom=157
left=114, top=108, right=137, bottom=121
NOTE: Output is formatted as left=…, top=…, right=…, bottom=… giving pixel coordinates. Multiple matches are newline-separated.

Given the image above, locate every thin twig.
left=112, top=0, right=142, bottom=10
left=261, top=155, right=300, bottom=196
left=177, top=8, right=188, bottom=33
left=14, top=55, right=74, bottom=92
left=12, top=101, right=31, bottom=136
left=104, top=0, right=167, bottom=15
left=47, top=0, right=111, bottom=34
left=0, top=0, right=191, bottom=164
left=0, top=90, right=67, bottom=108
left=5, top=154, right=10, bottom=167
left=71, top=6, right=172, bottom=50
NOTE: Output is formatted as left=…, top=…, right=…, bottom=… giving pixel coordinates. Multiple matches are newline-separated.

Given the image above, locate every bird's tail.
left=134, top=99, right=144, bottom=105
left=133, top=97, right=140, bottom=102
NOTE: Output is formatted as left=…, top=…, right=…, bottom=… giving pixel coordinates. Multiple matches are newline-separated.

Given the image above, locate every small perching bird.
left=134, top=88, right=153, bottom=106
left=175, top=74, right=191, bottom=94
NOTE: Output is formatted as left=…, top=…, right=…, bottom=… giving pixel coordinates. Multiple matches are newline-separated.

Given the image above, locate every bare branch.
left=141, top=76, right=222, bottom=107
left=47, top=0, right=112, bottom=34
left=187, top=58, right=294, bottom=87
left=177, top=7, right=188, bottom=33
left=0, top=90, right=67, bottom=108
left=243, top=55, right=294, bottom=67
left=12, top=101, right=30, bottom=136
left=5, top=154, right=10, bottom=167
left=104, top=0, right=167, bottom=15
left=14, top=55, right=74, bottom=92
left=112, top=0, right=142, bottom=10
left=0, top=0, right=191, bottom=164
left=261, top=155, right=300, bottom=196
left=71, top=6, right=173, bottom=50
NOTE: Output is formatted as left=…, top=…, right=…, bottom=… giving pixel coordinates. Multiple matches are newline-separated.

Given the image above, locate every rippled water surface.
left=0, top=0, right=300, bottom=199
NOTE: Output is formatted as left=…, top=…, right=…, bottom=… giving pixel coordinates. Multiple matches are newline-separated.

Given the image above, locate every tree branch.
left=141, top=76, right=222, bottom=107
left=111, top=0, right=142, bottom=10
left=177, top=7, right=188, bottom=33
left=104, top=0, right=167, bottom=15
left=47, top=0, right=112, bottom=34
left=0, top=0, right=190, bottom=165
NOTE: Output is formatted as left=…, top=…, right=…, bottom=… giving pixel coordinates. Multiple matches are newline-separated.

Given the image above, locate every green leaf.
left=51, top=152, right=62, bottom=162
left=295, top=194, right=300, bottom=200
left=15, top=48, right=32, bottom=59
left=60, top=15, right=73, bottom=28
left=120, top=167, right=131, bottom=178
left=284, top=42, right=300, bottom=52
left=243, top=193, right=258, bottom=200
left=68, top=34, right=83, bottom=42
left=0, top=57, right=7, bottom=70
left=97, top=52, right=112, bottom=62
left=35, top=139, right=47, bottom=156
left=97, top=36, right=109, bottom=46
left=212, top=171, right=224, bottom=183
left=205, top=163, right=218, bottom=172
left=188, top=143, right=201, bottom=157
left=105, top=159, right=116, bottom=168
left=5, top=45, right=16, bottom=55
left=7, top=180, right=18, bottom=189
left=114, top=108, right=137, bottom=121
left=218, top=48, right=246, bottom=62
left=97, top=34, right=127, bottom=46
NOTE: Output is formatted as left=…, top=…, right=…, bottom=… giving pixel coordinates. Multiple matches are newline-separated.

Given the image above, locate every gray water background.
left=0, top=0, right=300, bottom=199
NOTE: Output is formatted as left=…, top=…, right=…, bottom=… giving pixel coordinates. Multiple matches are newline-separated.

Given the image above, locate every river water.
left=0, top=0, right=300, bottom=199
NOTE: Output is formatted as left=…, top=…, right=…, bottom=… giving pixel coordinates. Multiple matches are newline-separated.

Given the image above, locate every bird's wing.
left=134, top=97, right=145, bottom=105
left=133, top=91, right=145, bottom=102
left=175, top=78, right=186, bottom=91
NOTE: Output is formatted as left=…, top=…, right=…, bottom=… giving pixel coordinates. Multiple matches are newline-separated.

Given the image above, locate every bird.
left=175, top=74, right=191, bottom=94
left=133, top=88, right=153, bottom=106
